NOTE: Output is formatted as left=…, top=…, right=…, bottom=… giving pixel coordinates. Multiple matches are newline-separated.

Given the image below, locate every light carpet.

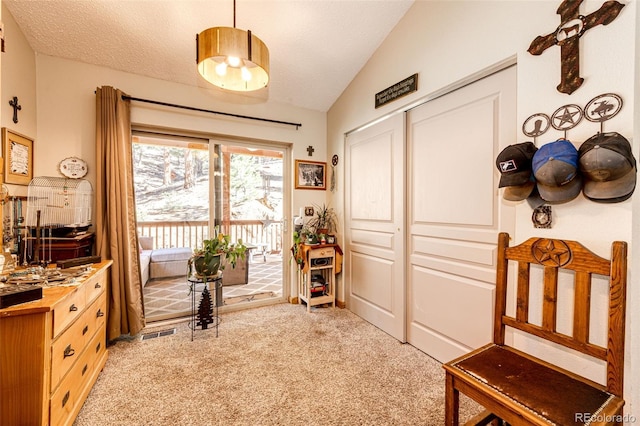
left=75, top=303, right=481, bottom=425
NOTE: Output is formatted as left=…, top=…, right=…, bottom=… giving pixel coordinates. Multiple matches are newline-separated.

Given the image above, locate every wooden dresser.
left=0, top=260, right=112, bottom=425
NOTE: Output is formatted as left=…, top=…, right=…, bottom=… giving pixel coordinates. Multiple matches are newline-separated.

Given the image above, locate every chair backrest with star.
left=443, top=232, right=627, bottom=425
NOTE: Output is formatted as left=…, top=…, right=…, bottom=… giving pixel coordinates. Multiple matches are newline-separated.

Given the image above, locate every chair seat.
left=445, top=344, right=624, bottom=425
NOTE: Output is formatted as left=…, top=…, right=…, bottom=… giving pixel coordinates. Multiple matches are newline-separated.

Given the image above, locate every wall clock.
left=59, top=157, right=88, bottom=179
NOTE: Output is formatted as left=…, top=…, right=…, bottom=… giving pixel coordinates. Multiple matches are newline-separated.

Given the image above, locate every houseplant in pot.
left=187, top=228, right=247, bottom=278
left=306, top=203, right=338, bottom=240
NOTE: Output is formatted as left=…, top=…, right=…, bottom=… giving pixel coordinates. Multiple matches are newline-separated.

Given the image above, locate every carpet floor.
left=75, top=303, right=481, bottom=425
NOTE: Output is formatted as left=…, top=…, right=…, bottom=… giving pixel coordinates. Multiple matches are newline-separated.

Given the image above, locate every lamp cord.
left=233, top=0, right=236, bottom=28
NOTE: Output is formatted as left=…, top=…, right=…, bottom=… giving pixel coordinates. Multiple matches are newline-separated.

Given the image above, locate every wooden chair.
left=443, top=232, right=627, bottom=425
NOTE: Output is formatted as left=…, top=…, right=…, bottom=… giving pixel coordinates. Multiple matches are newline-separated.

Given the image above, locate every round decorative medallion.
left=522, top=113, right=551, bottom=138
left=551, top=104, right=583, bottom=131
left=531, top=238, right=572, bottom=267
left=59, top=157, right=88, bottom=179
left=584, top=93, right=622, bottom=123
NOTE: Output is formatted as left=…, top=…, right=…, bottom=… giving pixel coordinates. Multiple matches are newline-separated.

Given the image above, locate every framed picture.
left=295, top=159, right=326, bottom=190
left=2, top=128, right=33, bottom=185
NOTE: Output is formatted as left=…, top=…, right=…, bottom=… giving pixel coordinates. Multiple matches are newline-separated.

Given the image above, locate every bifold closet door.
left=345, top=113, right=406, bottom=342
left=406, top=66, right=517, bottom=362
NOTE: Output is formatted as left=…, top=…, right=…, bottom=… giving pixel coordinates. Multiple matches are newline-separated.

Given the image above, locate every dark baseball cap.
left=533, top=139, right=582, bottom=203
left=579, top=132, right=636, bottom=203
left=503, top=180, right=535, bottom=201
left=496, top=142, right=538, bottom=188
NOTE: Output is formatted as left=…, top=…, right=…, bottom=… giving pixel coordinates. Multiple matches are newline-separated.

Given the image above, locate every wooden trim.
left=607, top=241, right=627, bottom=397
left=515, top=262, right=530, bottom=323
left=502, top=316, right=607, bottom=359
left=573, top=271, right=591, bottom=343
left=541, top=266, right=558, bottom=331
left=493, top=232, right=509, bottom=345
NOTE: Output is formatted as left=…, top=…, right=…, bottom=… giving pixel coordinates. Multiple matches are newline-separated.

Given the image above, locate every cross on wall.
left=8, top=96, right=21, bottom=124
left=528, top=0, right=625, bottom=95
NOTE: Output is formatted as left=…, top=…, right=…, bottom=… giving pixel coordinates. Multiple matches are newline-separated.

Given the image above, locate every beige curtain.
left=95, top=86, right=145, bottom=340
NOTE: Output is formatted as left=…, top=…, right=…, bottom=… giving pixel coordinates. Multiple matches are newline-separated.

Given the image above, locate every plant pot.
left=191, top=253, right=222, bottom=277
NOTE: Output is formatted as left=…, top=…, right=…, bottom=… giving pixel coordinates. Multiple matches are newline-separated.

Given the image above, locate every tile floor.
left=143, top=254, right=283, bottom=322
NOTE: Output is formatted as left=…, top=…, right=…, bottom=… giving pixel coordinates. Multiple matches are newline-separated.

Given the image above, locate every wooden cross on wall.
left=8, top=96, right=21, bottom=123
left=528, top=0, right=625, bottom=95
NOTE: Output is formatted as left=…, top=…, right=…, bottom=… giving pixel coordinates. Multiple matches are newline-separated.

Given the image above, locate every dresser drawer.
left=50, top=328, right=105, bottom=426
left=50, top=292, right=107, bottom=391
left=53, top=287, right=86, bottom=338
left=85, top=268, right=107, bottom=305
left=309, top=247, right=334, bottom=259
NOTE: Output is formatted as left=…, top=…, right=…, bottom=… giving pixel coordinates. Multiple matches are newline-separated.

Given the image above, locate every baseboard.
left=336, top=300, right=345, bottom=309
left=289, top=296, right=299, bottom=304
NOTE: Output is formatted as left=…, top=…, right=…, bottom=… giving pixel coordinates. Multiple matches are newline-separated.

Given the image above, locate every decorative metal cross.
left=8, top=96, right=21, bottom=124
left=528, top=0, right=625, bottom=95
left=306, top=145, right=315, bottom=156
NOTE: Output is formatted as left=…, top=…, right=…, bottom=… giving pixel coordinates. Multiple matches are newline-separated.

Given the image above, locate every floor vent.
left=140, top=328, right=177, bottom=341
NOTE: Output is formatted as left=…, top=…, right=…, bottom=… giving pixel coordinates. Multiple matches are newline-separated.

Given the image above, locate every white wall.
left=1, top=2, right=36, bottom=197
left=328, top=0, right=638, bottom=416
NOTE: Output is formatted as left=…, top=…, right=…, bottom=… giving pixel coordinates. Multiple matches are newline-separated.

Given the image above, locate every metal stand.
left=188, top=272, right=222, bottom=341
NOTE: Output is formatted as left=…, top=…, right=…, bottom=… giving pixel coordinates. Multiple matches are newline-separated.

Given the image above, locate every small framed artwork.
left=295, top=159, right=326, bottom=190
left=2, top=128, right=33, bottom=185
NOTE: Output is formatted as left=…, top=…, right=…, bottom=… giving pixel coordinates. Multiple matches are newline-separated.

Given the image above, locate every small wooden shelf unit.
left=297, top=245, right=336, bottom=312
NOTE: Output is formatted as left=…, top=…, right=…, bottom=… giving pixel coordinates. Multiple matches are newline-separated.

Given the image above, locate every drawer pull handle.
left=82, top=325, right=89, bottom=335
left=95, top=283, right=102, bottom=289
left=63, top=345, right=75, bottom=358
left=62, top=391, right=70, bottom=408
left=69, top=304, right=78, bottom=312
left=96, top=342, right=101, bottom=353
left=96, top=309, right=105, bottom=318
left=82, top=364, right=88, bottom=376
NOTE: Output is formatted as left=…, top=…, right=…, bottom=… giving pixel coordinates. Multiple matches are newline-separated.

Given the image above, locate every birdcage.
left=25, top=177, right=93, bottom=237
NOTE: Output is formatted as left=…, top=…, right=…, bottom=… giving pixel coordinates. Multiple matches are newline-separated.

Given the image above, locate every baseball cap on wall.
left=532, top=139, right=582, bottom=203
left=496, top=142, right=538, bottom=188
left=503, top=180, right=535, bottom=201
left=579, top=132, right=637, bottom=203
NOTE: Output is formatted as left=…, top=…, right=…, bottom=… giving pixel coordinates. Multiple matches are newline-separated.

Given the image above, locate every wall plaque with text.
left=375, top=74, right=418, bottom=108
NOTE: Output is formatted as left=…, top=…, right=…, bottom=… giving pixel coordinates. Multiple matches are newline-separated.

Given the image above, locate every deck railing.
left=136, top=220, right=283, bottom=254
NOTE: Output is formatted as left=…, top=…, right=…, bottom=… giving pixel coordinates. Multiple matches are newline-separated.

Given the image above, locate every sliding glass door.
left=132, top=131, right=286, bottom=322
left=214, top=143, right=285, bottom=306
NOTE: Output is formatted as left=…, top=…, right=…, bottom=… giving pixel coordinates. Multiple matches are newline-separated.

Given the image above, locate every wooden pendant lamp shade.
left=196, top=26, right=269, bottom=92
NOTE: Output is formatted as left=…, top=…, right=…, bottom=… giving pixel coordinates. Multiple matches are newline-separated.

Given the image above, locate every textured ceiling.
left=4, top=0, right=414, bottom=112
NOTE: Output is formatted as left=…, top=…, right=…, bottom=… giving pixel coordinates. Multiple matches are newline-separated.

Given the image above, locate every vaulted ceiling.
left=5, top=0, right=415, bottom=112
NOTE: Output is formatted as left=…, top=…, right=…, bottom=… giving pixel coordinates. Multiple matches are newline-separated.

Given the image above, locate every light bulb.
left=215, top=62, right=227, bottom=76
left=241, top=66, right=252, bottom=81
left=227, top=56, right=241, bottom=67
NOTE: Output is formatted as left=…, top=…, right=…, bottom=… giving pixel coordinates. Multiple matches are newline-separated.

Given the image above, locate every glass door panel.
left=215, top=144, right=284, bottom=305
left=132, top=132, right=210, bottom=321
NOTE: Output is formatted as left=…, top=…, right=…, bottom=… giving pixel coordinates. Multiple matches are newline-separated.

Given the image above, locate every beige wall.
left=328, top=0, right=638, bottom=415
left=1, top=2, right=36, bottom=198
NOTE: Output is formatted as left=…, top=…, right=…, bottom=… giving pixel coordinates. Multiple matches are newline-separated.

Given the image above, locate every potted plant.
left=306, top=203, right=338, bottom=237
left=187, top=228, right=247, bottom=278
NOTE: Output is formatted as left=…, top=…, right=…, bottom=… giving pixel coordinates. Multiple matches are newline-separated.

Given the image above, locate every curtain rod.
left=121, top=95, right=302, bottom=130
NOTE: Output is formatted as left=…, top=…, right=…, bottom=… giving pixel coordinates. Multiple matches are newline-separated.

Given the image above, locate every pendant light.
left=196, top=0, right=270, bottom=91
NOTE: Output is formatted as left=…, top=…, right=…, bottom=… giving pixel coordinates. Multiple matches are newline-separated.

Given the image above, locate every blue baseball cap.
left=533, top=140, right=582, bottom=203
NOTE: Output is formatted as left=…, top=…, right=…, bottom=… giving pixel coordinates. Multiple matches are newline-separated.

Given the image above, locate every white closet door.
left=406, top=66, right=517, bottom=362
left=345, top=113, right=406, bottom=341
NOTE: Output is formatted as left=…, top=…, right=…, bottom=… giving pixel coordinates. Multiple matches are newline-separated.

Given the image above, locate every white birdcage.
left=25, top=177, right=93, bottom=235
